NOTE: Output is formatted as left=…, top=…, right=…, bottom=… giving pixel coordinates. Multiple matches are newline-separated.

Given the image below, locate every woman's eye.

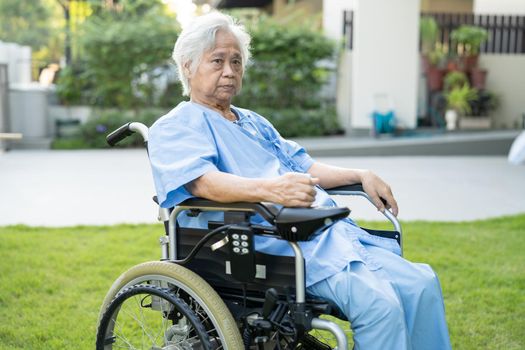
left=212, top=59, right=223, bottom=64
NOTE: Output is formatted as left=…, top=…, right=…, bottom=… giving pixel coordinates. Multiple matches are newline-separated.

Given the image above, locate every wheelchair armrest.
left=178, top=197, right=280, bottom=223
left=325, top=183, right=365, bottom=193
left=325, top=183, right=403, bottom=254
left=175, top=198, right=350, bottom=241
left=326, top=183, right=386, bottom=205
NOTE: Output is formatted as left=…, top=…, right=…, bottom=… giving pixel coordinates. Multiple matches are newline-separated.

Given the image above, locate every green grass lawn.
left=0, top=215, right=524, bottom=349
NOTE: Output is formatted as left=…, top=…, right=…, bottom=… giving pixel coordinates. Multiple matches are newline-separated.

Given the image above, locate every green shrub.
left=77, top=3, right=179, bottom=109
left=52, top=108, right=169, bottom=149
left=420, top=16, right=439, bottom=55
left=234, top=17, right=336, bottom=109
left=450, top=25, right=489, bottom=56
left=52, top=105, right=340, bottom=149
left=255, top=106, right=342, bottom=138
left=443, top=71, right=469, bottom=92
left=54, top=65, right=90, bottom=106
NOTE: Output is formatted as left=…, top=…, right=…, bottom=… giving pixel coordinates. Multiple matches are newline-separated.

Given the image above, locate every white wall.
left=0, top=41, right=32, bottom=86
left=336, top=51, right=352, bottom=131
left=479, top=55, right=525, bottom=128
left=474, top=0, right=525, bottom=15
left=351, top=0, right=420, bottom=129
left=474, top=1, right=525, bottom=128
left=323, top=0, right=355, bottom=42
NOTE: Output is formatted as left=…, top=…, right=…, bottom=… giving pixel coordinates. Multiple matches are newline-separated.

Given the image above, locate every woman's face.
left=188, top=30, right=243, bottom=107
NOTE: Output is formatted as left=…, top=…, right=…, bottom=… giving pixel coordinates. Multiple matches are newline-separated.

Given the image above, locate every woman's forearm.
left=187, top=171, right=269, bottom=203
left=307, top=161, right=399, bottom=215
left=307, top=162, right=367, bottom=189
left=187, top=171, right=318, bottom=207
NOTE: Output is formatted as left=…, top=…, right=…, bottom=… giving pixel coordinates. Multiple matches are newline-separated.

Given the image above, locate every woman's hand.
left=265, top=172, right=320, bottom=207
left=360, top=170, right=399, bottom=216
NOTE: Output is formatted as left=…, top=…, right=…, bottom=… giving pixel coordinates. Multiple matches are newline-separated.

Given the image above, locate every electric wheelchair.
left=96, top=122, right=403, bottom=350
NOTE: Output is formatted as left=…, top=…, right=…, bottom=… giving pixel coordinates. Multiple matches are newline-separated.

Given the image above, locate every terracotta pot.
left=426, top=66, right=445, bottom=91
left=446, top=59, right=461, bottom=73
left=470, top=67, right=487, bottom=90
left=462, top=55, right=479, bottom=72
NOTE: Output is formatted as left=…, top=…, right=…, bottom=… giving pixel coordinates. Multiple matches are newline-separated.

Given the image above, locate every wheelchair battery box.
left=227, top=226, right=256, bottom=283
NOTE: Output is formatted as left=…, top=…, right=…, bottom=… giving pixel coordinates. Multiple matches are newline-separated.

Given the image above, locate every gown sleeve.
left=148, top=113, right=219, bottom=208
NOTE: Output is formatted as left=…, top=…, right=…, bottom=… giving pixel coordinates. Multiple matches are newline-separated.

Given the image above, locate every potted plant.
left=443, top=71, right=469, bottom=92
left=426, top=47, right=446, bottom=91
left=450, top=25, right=489, bottom=71
left=444, top=83, right=478, bottom=130
left=420, top=16, right=439, bottom=70
left=446, top=52, right=462, bottom=72
left=460, top=90, right=500, bottom=129
left=470, top=66, right=488, bottom=90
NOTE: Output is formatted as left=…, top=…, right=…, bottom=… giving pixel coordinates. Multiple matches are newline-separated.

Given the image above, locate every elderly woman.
left=149, top=12, right=451, bottom=350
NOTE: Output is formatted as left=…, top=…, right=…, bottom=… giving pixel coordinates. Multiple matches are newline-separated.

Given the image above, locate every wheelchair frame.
left=100, top=121, right=404, bottom=350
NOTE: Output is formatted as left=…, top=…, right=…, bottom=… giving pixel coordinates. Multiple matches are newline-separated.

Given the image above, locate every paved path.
left=0, top=150, right=524, bottom=227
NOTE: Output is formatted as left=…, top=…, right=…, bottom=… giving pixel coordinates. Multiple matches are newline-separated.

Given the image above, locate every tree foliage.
left=0, top=0, right=63, bottom=66
left=73, top=1, right=179, bottom=109
left=234, top=17, right=336, bottom=109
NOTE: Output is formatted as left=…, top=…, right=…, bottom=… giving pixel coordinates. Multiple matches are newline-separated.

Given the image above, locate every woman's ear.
left=183, top=62, right=192, bottom=78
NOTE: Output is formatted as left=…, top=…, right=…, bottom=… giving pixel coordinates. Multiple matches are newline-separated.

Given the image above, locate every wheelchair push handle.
left=106, top=122, right=149, bottom=147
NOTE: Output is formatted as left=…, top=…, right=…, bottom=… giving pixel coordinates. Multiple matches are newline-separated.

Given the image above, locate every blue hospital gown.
left=148, top=101, right=451, bottom=350
left=148, top=101, right=401, bottom=287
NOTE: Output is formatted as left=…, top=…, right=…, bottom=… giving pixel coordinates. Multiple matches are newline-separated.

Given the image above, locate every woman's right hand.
left=265, top=172, right=320, bottom=207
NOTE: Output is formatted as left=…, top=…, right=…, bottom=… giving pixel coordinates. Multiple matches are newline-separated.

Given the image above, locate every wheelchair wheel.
left=97, top=284, right=212, bottom=349
left=97, top=261, right=244, bottom=350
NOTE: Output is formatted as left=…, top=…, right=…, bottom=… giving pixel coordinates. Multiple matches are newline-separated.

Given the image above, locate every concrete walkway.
left=0, top=149, right=524, bottom=227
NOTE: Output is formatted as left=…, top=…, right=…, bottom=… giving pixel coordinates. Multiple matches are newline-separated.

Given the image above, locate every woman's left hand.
left=360, top=170, right=399, bottom=216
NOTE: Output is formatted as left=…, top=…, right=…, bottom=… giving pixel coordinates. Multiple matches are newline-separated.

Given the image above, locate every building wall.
left=0, top=42, right=32, bottom=86
left=474, top=2, right=525, bottom=128
left=322, top=0, right=355, bottom=43
left=480, top=55, right=525, bottom=128
left=336, top=51, right=352, bottom=131
left=420, top=0, right=473, bottom=13
left=351, top=0, right=420, bottom=129
left=474, top=0, right=525, bottom=15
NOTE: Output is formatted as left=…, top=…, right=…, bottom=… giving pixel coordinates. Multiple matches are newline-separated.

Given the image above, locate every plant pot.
left=445, top=109, right=458, bottom=130
left=470, top=68, right=487, bottom=90
left=446, top=59, right=463, bottom=73
left=461, top=54, right=479, bottom=72
left=459, top=115, right=492, bottom=129
left=426, top=67, right=445, bottom=92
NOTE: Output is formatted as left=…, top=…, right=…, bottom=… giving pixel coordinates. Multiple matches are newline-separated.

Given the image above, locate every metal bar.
left=311, top=318, right=348, bottom=350
left=498, top=15, right=505, bottom=53
left=168, top=207, right=186, bottom=260
left=288, top=242, right=306, bottom=303
left=129, top=122, right=149, bottom=142
left=349, top=11, right=354, bottom=50
left=328, top=190, right=403, bottom=255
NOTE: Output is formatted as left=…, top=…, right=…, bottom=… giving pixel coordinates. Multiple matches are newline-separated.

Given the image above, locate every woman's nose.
left=222, top=62, right=234, bottom=77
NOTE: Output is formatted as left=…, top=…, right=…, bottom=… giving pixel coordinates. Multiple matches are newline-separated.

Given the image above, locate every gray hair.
left=172, top=12, right=252, bottom=96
